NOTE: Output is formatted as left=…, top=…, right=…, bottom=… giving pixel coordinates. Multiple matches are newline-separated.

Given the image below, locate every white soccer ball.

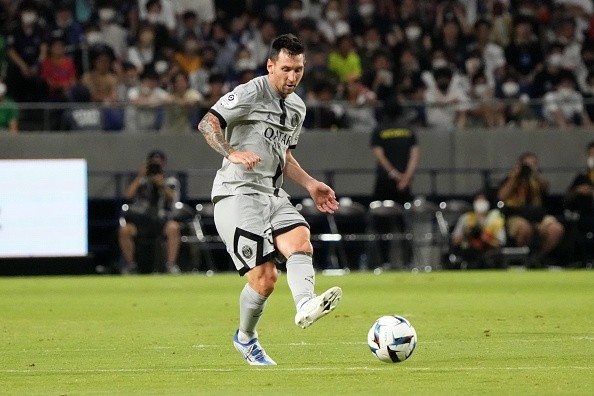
left=367, top=315, right=417, bottom=363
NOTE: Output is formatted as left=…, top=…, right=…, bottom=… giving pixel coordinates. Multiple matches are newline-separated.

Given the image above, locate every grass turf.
left=0, top=270, right=593, bottom=395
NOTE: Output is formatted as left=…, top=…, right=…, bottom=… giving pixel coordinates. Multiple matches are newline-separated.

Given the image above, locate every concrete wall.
left=0, top=128, right=591, bottom=199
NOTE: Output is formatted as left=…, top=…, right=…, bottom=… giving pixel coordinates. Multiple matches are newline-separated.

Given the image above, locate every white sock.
left=286, top=252, right=315, bottom=309
left=238, top=283, right=267, bottom=341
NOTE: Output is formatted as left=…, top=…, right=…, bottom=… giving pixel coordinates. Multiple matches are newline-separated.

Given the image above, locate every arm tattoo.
left=198, top=112, right=234, bottom=158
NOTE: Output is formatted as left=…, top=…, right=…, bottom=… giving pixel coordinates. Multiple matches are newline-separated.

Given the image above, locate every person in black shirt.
left=370, top=100, right=420, bottom=205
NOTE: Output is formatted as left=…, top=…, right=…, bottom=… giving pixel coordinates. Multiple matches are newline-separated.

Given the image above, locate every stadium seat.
left=368, top=200, right=410, bottom=270
left=404, top=197, right=441, bottom=270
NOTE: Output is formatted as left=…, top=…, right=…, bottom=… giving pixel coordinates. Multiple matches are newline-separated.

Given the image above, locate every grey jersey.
left=209, top=75, right=306, bottom=201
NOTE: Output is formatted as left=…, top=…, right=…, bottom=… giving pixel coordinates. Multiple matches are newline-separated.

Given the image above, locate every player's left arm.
left=284, top=149, right=339, bottom=213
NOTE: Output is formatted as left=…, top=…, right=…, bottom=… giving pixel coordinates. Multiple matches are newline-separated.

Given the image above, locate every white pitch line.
left=0, top=366, right=592, bottom=374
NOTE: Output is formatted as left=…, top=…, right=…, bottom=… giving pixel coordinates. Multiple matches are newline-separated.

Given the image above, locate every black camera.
left=469, top=225, right=482, bottom=239
left=146, top=162, right=163, bottom=176
left=519, top=164, right=532, bottom=179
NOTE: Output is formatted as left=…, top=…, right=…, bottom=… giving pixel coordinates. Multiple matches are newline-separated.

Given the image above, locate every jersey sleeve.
left=209, top=84, right=258, bottom=129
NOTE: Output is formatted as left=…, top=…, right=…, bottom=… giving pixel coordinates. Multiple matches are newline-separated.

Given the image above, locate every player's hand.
left=227, top=150, right=261, bottom=171
left=309, top=181, right=339, bottom=213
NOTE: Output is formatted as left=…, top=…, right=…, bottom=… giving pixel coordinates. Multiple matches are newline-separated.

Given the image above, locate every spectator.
left=80, top=50, right=118, bottom=103
left=304, top=80, right=347, bottom=130
left=127, top=21, right=158, bottom=74
left=432, top=18, right=468, bottom=71
left=450, top=191, right=506, bottom=268
left=125, top=67, right=171, bottom=132
left=119, top=150, right=181, bottom=274
left=423, top=66, right=471, bottom=129
left=341, top=74, right=378, bottom=132
left=468, top=72, right=505, bottom=127
left=40, top=37, right=77, bottom=102
left=564, top=140, right=594, bottom=264
left=229, top=45, right=258, bottom=82
left=242, top=18, right=277, bottom=69
left=496, top=72, right=538, bottom=128
left=542, top=70, right=592, bottom=129
left=360, top=49, right=395, bottom=102
left=191, top=44, right=218, bottom=96
left=162, top=71, right=202, bottom=134
left=531, top=43, right=567, bottom=99
left=46, top=2, right=84, bottom=59
left=5, top=1, right=47, bottom=103
left=207, top=21, right=239, bottom=78
left=393, top=47, right=426, bottom=125
left=202, top=73, right=228, bottom=107
left=466, top=18, right=506, bottom=87
left=317, top=0, right=351, bottom=45
left=174, top=33, right=202, bottom=76
left=349, top=0, right=391, bottom=39
left=553, top=15, right=583, bottom=71
left=576, top=41, right=594, bottom=92
left=358, top=26, right=389, bottom=72
left=0, top=82, right=19, bottom=134
left=497, top=152, right=565, bottom=266
left=116, top=61, right=140, bottom=101
left=171, top=0, right=216, bottom=26
left=97, top=2, right=129, bottom=61
left=176, top=10, right=203, bottom=43
left=138, top=0, right=176, bottom=33
left=504, top=15, right=543, bottom=86
left=327, top=34, right=362, bottom=83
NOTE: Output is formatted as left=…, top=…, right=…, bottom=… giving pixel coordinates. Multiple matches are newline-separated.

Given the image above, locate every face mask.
left=99, top=8, right=116, bottom=22
left=474, top=84, right=488, bottom=97
left=474, top=199, right=490, bottom=214
left=547, top=53, right=563, bottom=68
left=432, top=59, right=448, bottom=70
left=0, top=82, right=6, bottom=96
left=358, top=4, right=375, bottom=18
left=326, top=10, right=339, bottom=21
left=405, top=26, right=421, bottom=41
left=155, top=60, right=169, bottom=75
left=86, top=32, right=103, bottom=45
left=587, top=156, right=594, bottom=169
left=502, top=81, right=519, bottom=97
left=146, top=13, right=160, bottom=24
left=184, top=42, right=199, bottom=52
left=21, top=12, right=37, bottom=25
left=366, top=41, right=380, bottom=51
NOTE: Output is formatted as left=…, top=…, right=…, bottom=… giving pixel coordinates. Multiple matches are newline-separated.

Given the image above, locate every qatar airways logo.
left=263, top=127, right=293, bottom=149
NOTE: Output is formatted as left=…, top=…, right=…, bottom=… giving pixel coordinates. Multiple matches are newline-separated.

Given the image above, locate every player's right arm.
left=197, top=112, right=261, bottom=171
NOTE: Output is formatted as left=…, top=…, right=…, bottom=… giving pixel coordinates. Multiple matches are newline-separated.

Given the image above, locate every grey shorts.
left=213, top=194, right=309, bottom=275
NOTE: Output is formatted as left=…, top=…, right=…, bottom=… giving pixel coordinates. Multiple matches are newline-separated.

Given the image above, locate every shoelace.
left=246, top=344, right=266, bottom=362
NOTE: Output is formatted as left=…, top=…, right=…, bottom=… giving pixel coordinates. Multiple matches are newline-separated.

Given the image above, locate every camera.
left=146, top=162, right=163, bottom=176
left=519, top=163, right=532, bottom=178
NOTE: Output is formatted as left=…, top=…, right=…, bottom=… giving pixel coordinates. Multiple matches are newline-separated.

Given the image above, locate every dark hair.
left=147, top=150, right=166, bottom=162
left=269, top=34, right=305, bottom=60
left=587, top=141, right=594, bottom=151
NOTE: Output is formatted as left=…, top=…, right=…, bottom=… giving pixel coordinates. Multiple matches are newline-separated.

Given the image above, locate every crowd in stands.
left=1, top=0, right=594, bottom=133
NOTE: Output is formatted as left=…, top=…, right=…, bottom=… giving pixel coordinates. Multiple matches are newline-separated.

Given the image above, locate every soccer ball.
left=367, top=315, right=417, bottom=363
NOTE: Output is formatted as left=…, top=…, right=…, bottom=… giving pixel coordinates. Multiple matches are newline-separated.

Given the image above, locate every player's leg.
left=272, top=198, right=342, bottom=329
left=214, top=195, right=278, bottom=365
left=118, top=222, right=138, bottom=273
left=162, top=220, right=181, bottom=273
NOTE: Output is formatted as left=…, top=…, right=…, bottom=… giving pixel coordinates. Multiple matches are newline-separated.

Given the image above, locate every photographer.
left=497, top=152, right=564, bottom=266
left=118, top=150, right=181, bottom=274
left=450, top=191, right=506, bottom=268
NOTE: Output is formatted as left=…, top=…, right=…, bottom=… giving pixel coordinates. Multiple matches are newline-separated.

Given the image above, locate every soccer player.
left=197, top=34, right=342, bottom=365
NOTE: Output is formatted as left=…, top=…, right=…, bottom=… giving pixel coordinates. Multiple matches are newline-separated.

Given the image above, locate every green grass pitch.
left=1, top=270, right=593, bottom=395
